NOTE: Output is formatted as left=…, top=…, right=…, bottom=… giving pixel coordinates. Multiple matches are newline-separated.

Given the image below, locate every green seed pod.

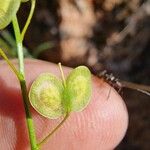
left=21, top=0, right=29, bottom=2
left=0, top=0, right=21, bottom=29
left=64, top=66, right=92, bottom=112
left=29, top=65, right=92, bottom=119
left=29, top=73, right=64, bottom=119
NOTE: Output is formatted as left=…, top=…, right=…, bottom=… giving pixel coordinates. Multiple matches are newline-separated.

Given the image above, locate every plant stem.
left=20, top=79, right=39, bottom=150
left=58, top=62, right=66, bottom=87
left=21, top=0, right=36, bottom=40
left=38, top=113, right=70, bottom=148
left=0, top=48, right=21, bottom=79
left=121, top=80, right=150, bottom=96
left=12, top=16, right=24, bottom=75
left=12, top=16, right=38, bottom=149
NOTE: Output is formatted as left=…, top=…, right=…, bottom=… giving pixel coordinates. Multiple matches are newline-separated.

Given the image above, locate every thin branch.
left=21, top=0, right=36, bottom=40
left=38, top=113, right=70, bottom=148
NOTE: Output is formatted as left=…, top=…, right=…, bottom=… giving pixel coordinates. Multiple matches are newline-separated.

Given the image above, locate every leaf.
left=29, top=73, right=65, bottom=119
left=64, top=66, right=92, bottom=112
left=0, top=0, right=21, bottom=29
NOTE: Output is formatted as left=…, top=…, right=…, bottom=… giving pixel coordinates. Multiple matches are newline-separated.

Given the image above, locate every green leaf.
left=65, top=66, right=92, bottom=112
left=0, top=0, right=21, bottom=29
left=29, top=73, right=65, bottom=119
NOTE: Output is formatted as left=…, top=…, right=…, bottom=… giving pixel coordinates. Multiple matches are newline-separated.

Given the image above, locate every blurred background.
left=0, top=0, right=150, bottom=149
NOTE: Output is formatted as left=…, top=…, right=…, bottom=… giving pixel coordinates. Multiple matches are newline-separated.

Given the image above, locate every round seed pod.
left=21, top=0, right=29, bottom=2
left=0, top=0, right=21, bottom=29
left=64, top=66, right=92, bottom=112
left=29, top=73, right=64, bottom=119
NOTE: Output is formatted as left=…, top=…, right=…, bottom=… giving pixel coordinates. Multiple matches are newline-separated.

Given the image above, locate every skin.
left=0, top=59, right=128, bottom=150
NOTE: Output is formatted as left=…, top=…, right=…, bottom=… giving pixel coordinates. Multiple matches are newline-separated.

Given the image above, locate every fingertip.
left=0, top=59, right=128, bottom=150
left=34, top=73, right=128, bottom=150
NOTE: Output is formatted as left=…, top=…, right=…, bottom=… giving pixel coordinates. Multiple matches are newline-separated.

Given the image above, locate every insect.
left=97, top=70, right=150, bottom=96
left=29, top=63, right=92, bottom=119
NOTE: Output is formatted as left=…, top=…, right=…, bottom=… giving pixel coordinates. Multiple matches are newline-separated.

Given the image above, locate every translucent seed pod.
left=29, top=73, right=65, bottom=119
left=29, top=65, right=92, bottom=119
left=21, top=0, right=29, bottom=2
left=0, top=0, right=21, bottom=29
left=64, top=66, right=92, bottom=112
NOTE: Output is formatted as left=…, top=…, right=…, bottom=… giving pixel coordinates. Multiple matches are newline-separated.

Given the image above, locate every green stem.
left=20, top=79, right=39, bottom=150
left=38, top=113, right=70, bottom=148
left=21, top=0, right=36, bottom=40
left=0, top=48, right=21, bottom=80
left=0, top=48, right=38, bottom=149
left=12, top=16, right=24, bottom=75
left=12, top=16, right=38, bottom=149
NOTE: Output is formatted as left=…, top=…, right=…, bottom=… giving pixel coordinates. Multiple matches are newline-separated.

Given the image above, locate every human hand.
left=0, top=59, right=128, bottom=150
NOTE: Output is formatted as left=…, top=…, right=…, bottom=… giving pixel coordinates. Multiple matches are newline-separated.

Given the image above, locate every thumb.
left=0, top=59, right=128, bottom=150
